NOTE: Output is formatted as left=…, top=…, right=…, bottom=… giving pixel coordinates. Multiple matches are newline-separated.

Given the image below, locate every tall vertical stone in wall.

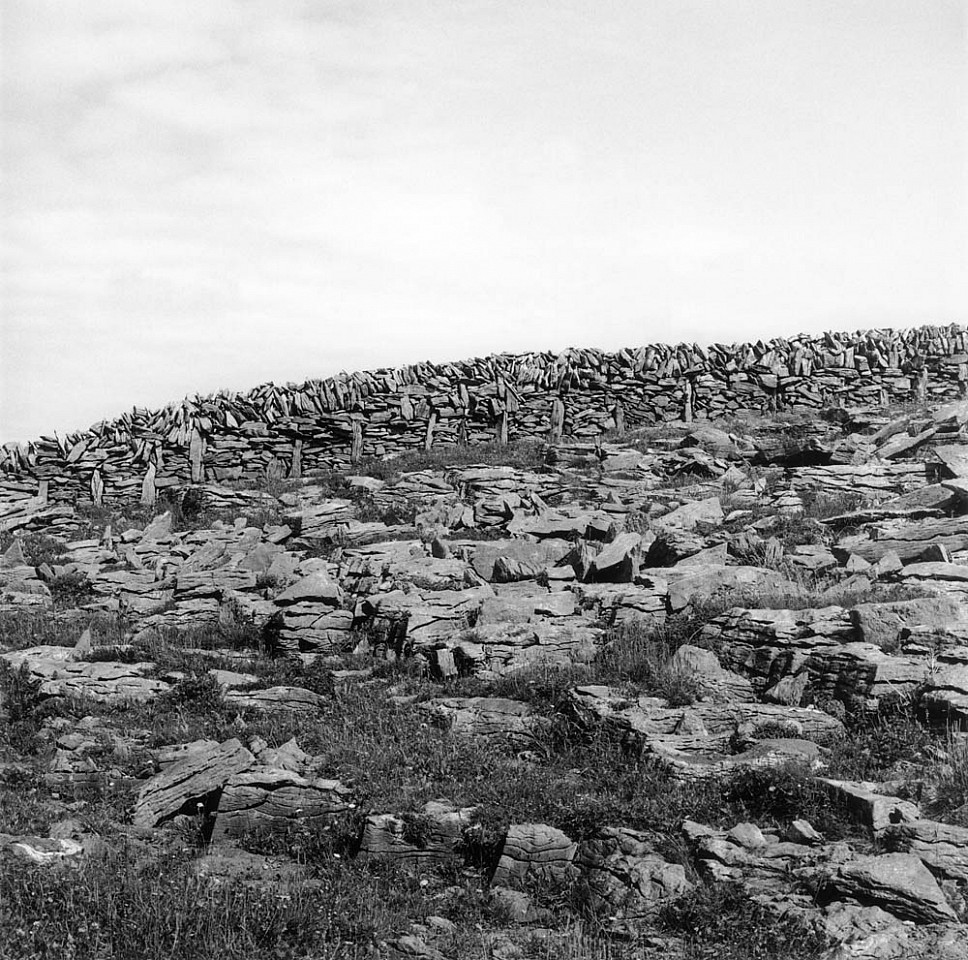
left=91, top=471, right=104, bottom=507
left=141, top=463, right=157, bottom=506
left=424, top=411, right=437, bottom=451
left=289, top=439, right=302, bottom=479
left=189, top=428, right=205, bottom=483
left=351, top=420, right=363, bottom=462
left=550, top=399, right=564, bottom=443
left=496, top=411, right=509, bottom=445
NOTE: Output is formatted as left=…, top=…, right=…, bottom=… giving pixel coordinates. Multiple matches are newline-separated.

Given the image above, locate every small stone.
left=789, top=819, right=822, bottom=844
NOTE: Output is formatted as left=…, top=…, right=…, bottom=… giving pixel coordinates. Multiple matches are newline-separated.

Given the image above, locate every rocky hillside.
left=6, top=400, right=968, bottom=958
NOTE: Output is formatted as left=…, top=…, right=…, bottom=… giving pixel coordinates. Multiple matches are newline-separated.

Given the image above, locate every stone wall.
left=3, top=324, right=967, bottom=506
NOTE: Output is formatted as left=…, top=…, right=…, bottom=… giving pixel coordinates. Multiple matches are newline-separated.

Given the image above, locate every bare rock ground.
left=6, top=401, right=968, bottom=957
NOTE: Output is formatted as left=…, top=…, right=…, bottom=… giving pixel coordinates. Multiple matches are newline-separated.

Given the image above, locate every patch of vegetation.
left=723, top=762, right=856, bottom=840
left=354, top=439, right=547, bottom=480
left=0, top=847, right=487, bottom=960
left=0, top=661, right=56, bottom=755
left=0, top=610, right=99, bottom=650
left=828, top=702, right=938, bottom=782
left=49, top=570, right=95, bottom=608
left=597, top=600, right=728, bottom=689
left=0, top=532, right=69, bottom=566
left=350, top=491, right=418, bottom=526
left=925, top=735, right=968, bottom=826
left=658, top=881, right=828, bottom=959
left=799, top=489, right=870, bottom=521
left=158, top=674, right=228, bottom=718
left=241, top=809, right=366, bottom=862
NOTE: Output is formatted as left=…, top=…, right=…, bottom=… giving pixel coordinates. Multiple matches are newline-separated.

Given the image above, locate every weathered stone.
left=705, top=607, right=931, bottom=707
left=851, top=598, right=968, bottom=647
left=935, top=444, right=968, bottom=479
left=821, top=780, right=922, bottom=836
left=358, top=801, right=476, bottom=863
left=134, top=738, right=256, bottom=827
left=1, top=835, right=84, bottom=865
left=432, top=620, right=601, bottom=677
left=919, top=646, right=968, bottom=722
left=223, top=686, right=325, bottom=714
left=826, top=853, right=957, bottom=924
left=885, top=819, right=968, bottom=882
left=835, top=517, right=968, bottom=565
left=469, top=540, right=571, bottom=582
left=586, top=532, right=642, bottom=583
left=211, top=769, right=352, bottom=842
left=665, top=644, right=755, bottom=703
left=575, top=827, right=692, bottom=918
left=275, top=571, right=343, bottom=606
left=419, top=697, right=543, bottom=745
left=654, top=497, right=724, bottom=532
left=491, top=824, right=578, bottom=888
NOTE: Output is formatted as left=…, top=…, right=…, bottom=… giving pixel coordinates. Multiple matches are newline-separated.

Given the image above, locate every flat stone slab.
left=134, top=738, right=256, bottom=827
left=827, top=852, right=958, bottom=924
left=211, top=769, right=352, bottom=842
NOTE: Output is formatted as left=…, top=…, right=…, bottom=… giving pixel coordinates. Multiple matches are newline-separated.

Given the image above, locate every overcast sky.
left=1, top=1, right=965, bottom=442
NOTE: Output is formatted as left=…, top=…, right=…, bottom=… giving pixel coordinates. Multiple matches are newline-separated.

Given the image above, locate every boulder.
left=491, top=824, right=578, bottom=888
left=210, top=769, right=352, bottom=842
left=835, top=517, right=968, bottom=565
left=134, top=738, right=256, bottom=827
left=358, top=801, right=476, bottom=863
left=575, top=827, right=692, bottom=918
left=826, top=853, right=957, bottom=924
left=821, top=780, right=921, bottom=836
left=419, top=697, right=543, bottom=745
left=665, top=644, right=755, bottom=703
left=586, top=533, right=642, bottom=583
left=885, top=819, right=968, bottom=882
left=223, top=686, right=326, bottom=714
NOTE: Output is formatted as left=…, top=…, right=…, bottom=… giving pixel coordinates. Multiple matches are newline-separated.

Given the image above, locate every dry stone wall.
left=3, top=324, right=967, bottom=507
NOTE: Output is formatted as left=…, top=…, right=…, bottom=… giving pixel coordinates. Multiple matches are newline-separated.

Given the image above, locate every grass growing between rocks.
left=927, top=734, right=968, bottom=827
left=0, top=591, right=952, bottom=958
left=658, top=881, right=828, bottom=960
left=0, top=610, right=120, bottom=651
left=353, top=439, right=549, bottom=480
left=0, top=846, right=492, bottom=960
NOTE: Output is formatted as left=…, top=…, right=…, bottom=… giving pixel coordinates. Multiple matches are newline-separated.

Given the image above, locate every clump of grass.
left=827, top=701, right=937, bottom=782
left=241, top=809, right=366, bottom=862
left=723, top=762, right=856, bottom=840
left=926, top=734, right=968, bottom=826
left=350, top=492, right=418, bottom=526
left=0, top=532, right=69, bottom=566
left=158, top=674, right=229, bottom=718
left=0, top=846, right=478, bottom=960
left=49, top=570, right=94, bottom=608
left=799, top=490, right=869, bottom=521
left=0, top=610, right=87, bottom=650
left=0, top=660, right=53, bottom=755
left=597, top=598, right=731, bottom=691
left=354, top=439, right=547, bottom=481
left=658, top=881, right=828, bottom=960
left=461, top=664, right=594, bottom=712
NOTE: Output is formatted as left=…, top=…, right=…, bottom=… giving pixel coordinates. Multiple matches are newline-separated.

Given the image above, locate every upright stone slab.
left=141, top=463, right=156, bottom=506
left=550, top=398, right=564, bottom=443
left=189, top=428, right=205, bottom=483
